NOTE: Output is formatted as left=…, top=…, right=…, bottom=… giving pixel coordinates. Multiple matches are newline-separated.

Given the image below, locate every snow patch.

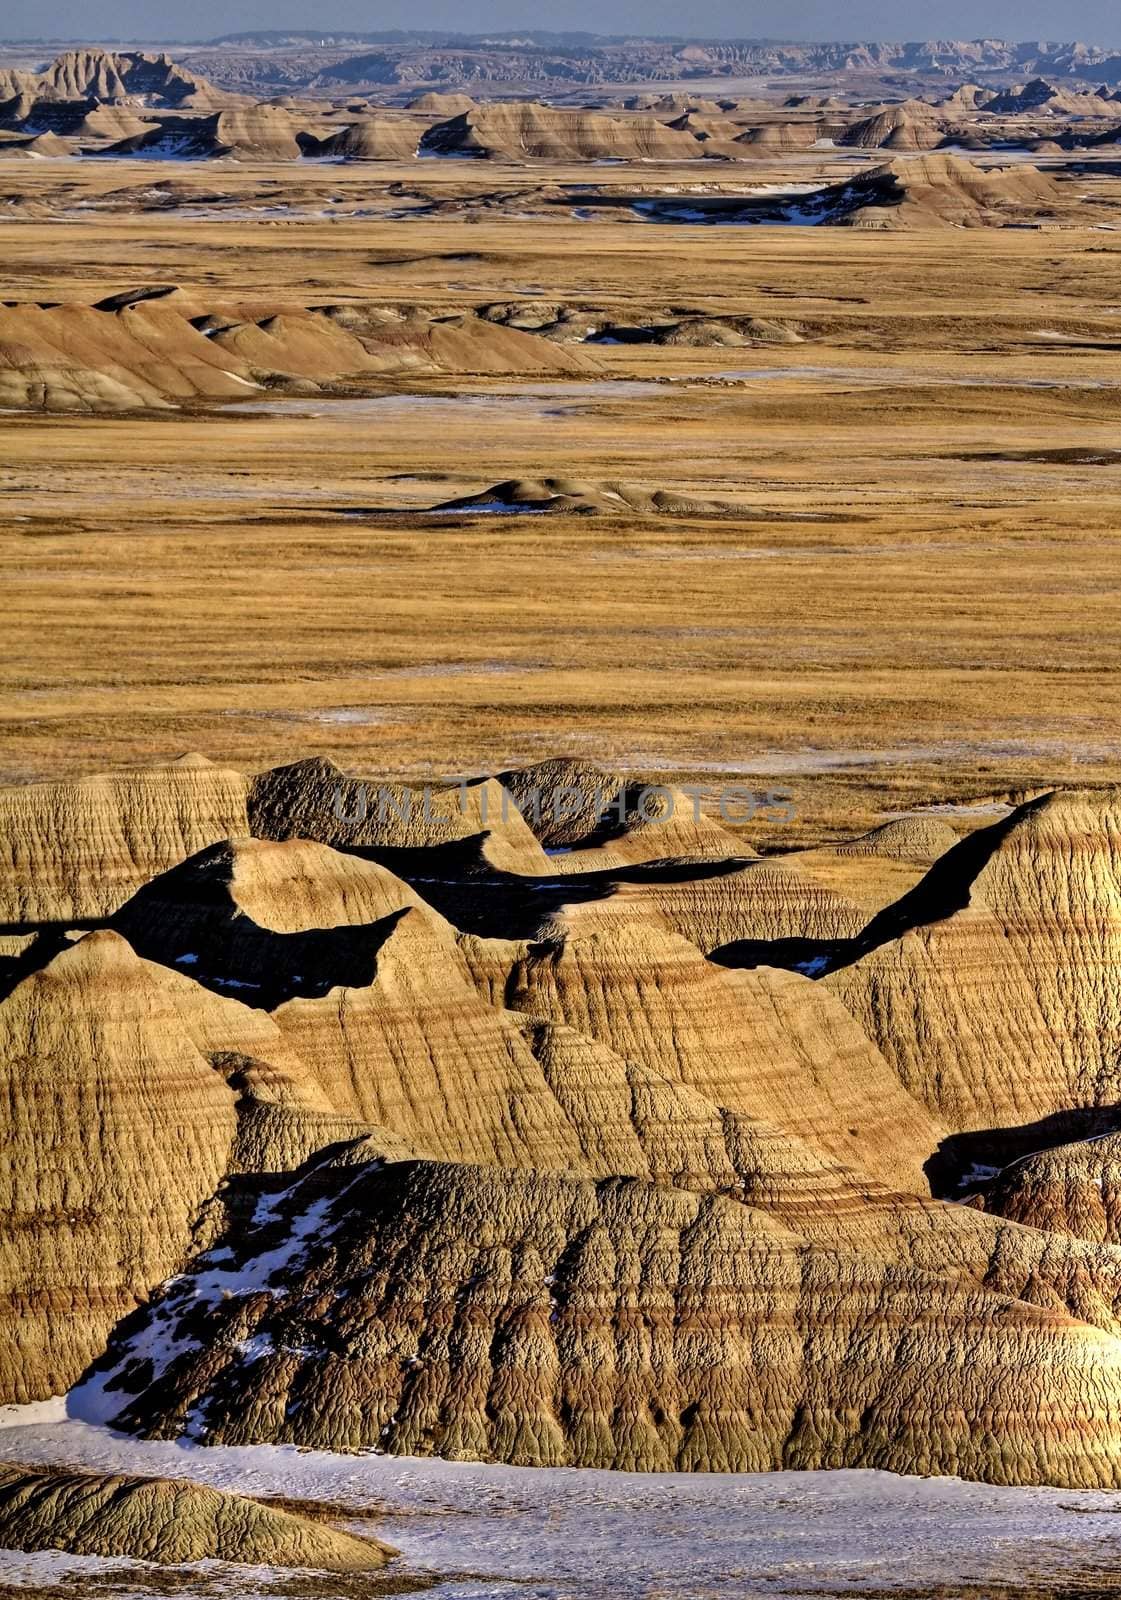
left=68, top=1171, right=368, bottom=1428
left=3, top=1417, right=1121, bottom=1598
left=793, top=955, right=831, bottom=977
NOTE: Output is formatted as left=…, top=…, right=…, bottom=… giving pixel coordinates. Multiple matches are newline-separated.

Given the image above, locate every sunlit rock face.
left=85, top=1154, right=1121, bottom=1487
left=828, top=790, right=1121, bottom=1135
left=7, top=761, right=1121, bottom=1487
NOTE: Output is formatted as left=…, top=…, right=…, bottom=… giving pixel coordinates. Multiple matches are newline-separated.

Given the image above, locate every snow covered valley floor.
left=3, top=1411, right=1121, bottom=1599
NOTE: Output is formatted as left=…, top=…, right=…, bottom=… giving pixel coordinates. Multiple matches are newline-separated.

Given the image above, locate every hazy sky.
left=3, top=0, right=1121, bottom=43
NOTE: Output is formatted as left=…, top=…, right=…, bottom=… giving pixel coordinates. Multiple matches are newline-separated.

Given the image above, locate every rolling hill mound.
left=735, top=121, right=820, bottom=150
left=0, top=289, right=595, bottom=412
left=310, top=114, right=425, bottom=159
left=0, top=131, right=69, bottom=159
left=430, top=477, right=744, bottom=517
left=0, top=1462, right=392, bottom=1568
left=420, top=102, right=705, bottom=161
left=104, top=105, right=311, bottom=160
left=72, top=105, right=157, bottom=141
left=837, top=98, right=946, bottom=151
left=826, top=152, right=1066, bottom=228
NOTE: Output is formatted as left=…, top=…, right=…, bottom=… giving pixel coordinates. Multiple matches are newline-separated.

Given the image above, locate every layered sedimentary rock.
left=73, top=106, right=157, bottom=141
left=613, top=858, right=866, bottom=955
left=496, top=756, right=752, bottom=868
left=985, top=77, right=1117, bottom=116
left=89, top=1155, right=1121, bottom=1487
left=105, top=106, right=310, bottom=159
left=832, top=816, right=961, bottom=861
left=431, top=477, right=745, bottom=518
left=313, top=115, right=425, bottom=159
left=87, top=37, right=1121, bottom=94
left=985, top=1133, right=1121, bottom=1243
left=419, top=102, right=704, bottom=161
left=0, top=48, right=232, bottom=110
left=249, top=757, right=551, bottom=873
left=0, top=754, right=250, bottom=924
left=835, top=153, right=1065, bottom=228
left=111, top=835, right=459, bottom=1008
left=828, top=789, right=1121, bottom=1137
left=0, top=928, right=329, bottom=1400
left=7, top=753, right=1121, bottom=1488
left=407, top=91, right=476, bottom=115
left=792, top=814, right=963, bottom=917
left=270, top=914, right=595, bottom=1171
left=838, top=98, right=946, bottom=150
left=0, top=291, right=595, bottom=412
left=0, top=131, right=70, bottom=158
left=502, top=903, right=944, bottom=1193
left=735, top=121, right=819, bottom=149
left=0, top=1462, right=392, bottom=1568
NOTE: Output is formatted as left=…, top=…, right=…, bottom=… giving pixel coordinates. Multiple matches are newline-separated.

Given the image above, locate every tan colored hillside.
left=0, top=753, right=1120, bottom=1489
left=0, top=288, right=596, bottom=411
left=0, top=1461, right=393, bottom=1568
left=828, top=789, right=1121, bottom=1135
left=95, top=1154, right=1121, bottom=1486
left=420, top=102, right=707, bottom=161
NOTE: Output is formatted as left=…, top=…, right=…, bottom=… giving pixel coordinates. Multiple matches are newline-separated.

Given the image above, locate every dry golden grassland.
left=3, top=160, right=1121, bottom=842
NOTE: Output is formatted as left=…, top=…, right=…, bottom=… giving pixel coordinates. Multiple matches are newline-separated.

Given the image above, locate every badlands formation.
left=4, top=758, right=1121, bottom=1498
left=3, top=32, right=1121, bottom=1592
